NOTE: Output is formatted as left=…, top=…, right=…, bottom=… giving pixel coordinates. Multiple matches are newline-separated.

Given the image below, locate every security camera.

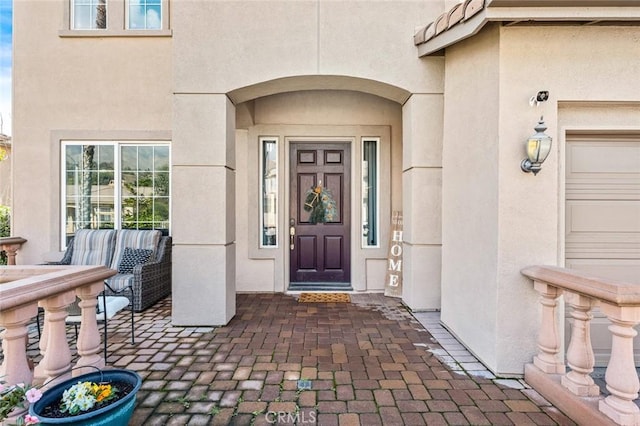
left=529, top=91, right=550, bottom=106
left=536, top=91, right=549, bottom=102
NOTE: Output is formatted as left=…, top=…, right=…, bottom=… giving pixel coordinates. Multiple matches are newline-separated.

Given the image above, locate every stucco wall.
left=442, top=23, right=640, bottom=376
left=12, top=0, right=172, bottom=262
left=441, top=24, right=501, bottom=371
left=172, top=1, right=444, bottom=95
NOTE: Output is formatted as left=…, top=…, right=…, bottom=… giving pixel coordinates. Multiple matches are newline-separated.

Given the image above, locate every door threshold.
left=287, top=282, right=353, bottom=292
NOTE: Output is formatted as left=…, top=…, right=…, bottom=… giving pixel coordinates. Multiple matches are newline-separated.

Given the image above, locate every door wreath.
left=303, top=183, right=337, bottom=224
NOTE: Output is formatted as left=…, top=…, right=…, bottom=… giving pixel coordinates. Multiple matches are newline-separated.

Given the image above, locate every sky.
left=0, top=0, right=11, bottom=136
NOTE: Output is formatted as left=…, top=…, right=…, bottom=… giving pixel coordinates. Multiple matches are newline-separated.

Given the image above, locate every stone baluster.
left=0, top=303, right=38, bottom=386
left=33, top=303, right=49, bottom=385
left=561, top=292, right=599, bottom=396
left=36, top=291, right=75, bottom=389
left=73, top=281, right=105, bottom=376
left=0, top=236, right=27, bottom=265
left=598, top=302, right=640, bottom=425
left=532, top=281, right=565, bottom=374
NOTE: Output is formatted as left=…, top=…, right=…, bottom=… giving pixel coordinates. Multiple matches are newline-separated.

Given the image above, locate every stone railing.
left=522, top=265, right=640, bottom=426
left=0, top=236, right=27, bottom=265
left=0, top=266, right=116, bottom=394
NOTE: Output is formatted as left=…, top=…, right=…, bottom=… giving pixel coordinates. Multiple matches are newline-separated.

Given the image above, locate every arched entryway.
left=172, top=75, right=443, bottom=326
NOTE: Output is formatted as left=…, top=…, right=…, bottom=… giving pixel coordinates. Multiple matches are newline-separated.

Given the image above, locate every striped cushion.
left=105, top=274, right=135, bottom=292
left=109, top=230, right=162, bottom=270
left=70, top=229, right=117, bottom=266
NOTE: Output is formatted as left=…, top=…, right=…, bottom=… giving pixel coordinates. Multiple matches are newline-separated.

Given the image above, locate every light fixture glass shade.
left=521, top=117, right=552, bottom=175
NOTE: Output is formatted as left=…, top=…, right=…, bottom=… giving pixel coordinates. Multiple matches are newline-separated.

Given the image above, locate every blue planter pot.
left=29, top=369, right=141, bottom=426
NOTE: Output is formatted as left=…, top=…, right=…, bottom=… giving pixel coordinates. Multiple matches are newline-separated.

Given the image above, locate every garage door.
left=565, top=135, right=640, bottom=366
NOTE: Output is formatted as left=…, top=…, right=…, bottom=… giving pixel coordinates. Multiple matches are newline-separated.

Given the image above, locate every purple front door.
left=289, top=143, right=351, bottom=286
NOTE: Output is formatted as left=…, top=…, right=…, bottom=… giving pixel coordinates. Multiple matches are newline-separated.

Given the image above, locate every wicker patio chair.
left=50, top=230, right=172, bottom=312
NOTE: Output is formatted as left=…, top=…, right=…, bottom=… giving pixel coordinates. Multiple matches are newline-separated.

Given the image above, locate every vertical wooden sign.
left=384, top=211, right=403, bottom=298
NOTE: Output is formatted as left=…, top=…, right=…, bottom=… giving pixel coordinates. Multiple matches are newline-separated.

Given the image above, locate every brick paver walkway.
left=20, top=293, right=576, bottom=425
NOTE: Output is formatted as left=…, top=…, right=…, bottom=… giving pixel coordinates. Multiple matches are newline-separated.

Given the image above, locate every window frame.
left=362, top=137, right=380, bottom=248
left=60, top=140, right=171, bottom=249
left=259, top=137, right=279, bottom=248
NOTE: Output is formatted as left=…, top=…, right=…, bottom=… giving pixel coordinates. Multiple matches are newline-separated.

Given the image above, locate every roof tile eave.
left=413, top=0, right=486, bottom=47
left=414, top=0, right=640, bottom=54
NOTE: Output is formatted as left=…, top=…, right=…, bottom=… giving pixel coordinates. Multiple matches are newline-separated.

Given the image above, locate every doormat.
left=298, top=293, right=351, bottom=303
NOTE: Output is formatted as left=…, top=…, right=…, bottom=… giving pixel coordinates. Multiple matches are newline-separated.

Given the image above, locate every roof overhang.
left=416, top=1, right=640, bottom=57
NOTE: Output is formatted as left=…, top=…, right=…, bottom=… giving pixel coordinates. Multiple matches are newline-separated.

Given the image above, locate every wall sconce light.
left=521, top=117, right=552, bottom=176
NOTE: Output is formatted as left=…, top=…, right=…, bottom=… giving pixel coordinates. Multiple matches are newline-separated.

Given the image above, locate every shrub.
left=0, top=205, right=9, bottom=265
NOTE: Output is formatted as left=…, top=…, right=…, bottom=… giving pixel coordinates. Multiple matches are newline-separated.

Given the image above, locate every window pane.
left=362, top=140, right=378, bottom=247
left=63, top=144, right=113, bottom=238
left=154, top=146, right=169, bottom=169
left=97, top=145, right=114, bottom=170
left=129, top=0, right=162, bottom=29
left=138, top=146, right=153, bottom=171
left=261, top=139, right=277, bottom=247
left=73, top=0, right=106, bottom=29
left=119, top=144, right=171, bottom=231
left=154, top=172, right=170, bottom=196
left=121, top=146, right=137, bottom=171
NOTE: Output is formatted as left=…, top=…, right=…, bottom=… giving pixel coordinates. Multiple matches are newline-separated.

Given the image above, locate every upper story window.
left=73, top=0, right=106, bottom=29
left=63, top=0, right=171, bottom=36
left=128, top=0, right=162, bottom=30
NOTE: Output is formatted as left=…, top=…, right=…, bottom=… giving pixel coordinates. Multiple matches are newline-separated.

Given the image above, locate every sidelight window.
left=362, top=138, right=379, bottom=247
left=261, top=138, right=278, bottom=247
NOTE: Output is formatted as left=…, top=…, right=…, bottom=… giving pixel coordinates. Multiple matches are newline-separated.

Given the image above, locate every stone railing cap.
left=521, top=265, right=640, bottom=305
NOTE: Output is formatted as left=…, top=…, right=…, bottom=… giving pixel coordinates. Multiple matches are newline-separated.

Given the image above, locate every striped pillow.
left=70, top=229, right=117, bottom=266
left=110, top=230, right=161, bottom=270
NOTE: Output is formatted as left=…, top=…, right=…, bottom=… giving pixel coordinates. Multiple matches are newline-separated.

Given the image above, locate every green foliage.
left=0, top=206, right=9, bottom=265
left=0, top=206, right=9, bottom=237
left=0, top=378, right=42, bottom=423
left=122, top=180, right=170, bottom=228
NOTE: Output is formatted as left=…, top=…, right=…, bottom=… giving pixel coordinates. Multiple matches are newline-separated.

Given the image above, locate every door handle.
left=290, top=219, right=296, bottom=250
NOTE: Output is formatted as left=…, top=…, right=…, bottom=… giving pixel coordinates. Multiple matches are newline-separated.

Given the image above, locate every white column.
left=172, top=94, right=236, bottom=326
left=401, top=94, right=443, bottom=311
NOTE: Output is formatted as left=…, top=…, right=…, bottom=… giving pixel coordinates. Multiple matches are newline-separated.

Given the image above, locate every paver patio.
left=22, top=293, right=576, bottom=425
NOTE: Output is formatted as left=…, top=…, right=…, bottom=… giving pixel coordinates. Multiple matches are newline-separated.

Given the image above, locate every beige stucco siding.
left=441, top=23, right=501, bottom=371
left=442, top=22, right=640, bottom=376
left=12, top=0, right=172, bottom=262
left=172, top=0, right=444, bottom=95
left=496, top=25, right=640, bottom=374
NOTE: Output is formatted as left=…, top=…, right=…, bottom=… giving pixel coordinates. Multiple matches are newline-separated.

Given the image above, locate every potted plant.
left=28, top=369, right=141, bottom=426
left=0, top=368, right=141, bottom=426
